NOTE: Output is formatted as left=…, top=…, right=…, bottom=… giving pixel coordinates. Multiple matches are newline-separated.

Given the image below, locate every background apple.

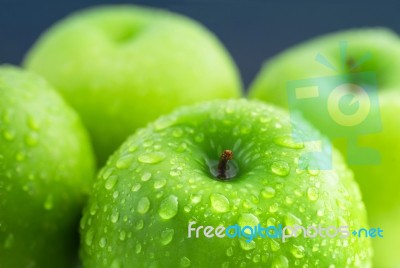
left=248, top=28, right=400, bottom=267
left=80, top=99, right=371, bottom=267
left=0, top=65, right=95, bottom=267
left=23, top=5, right=242, bottom=165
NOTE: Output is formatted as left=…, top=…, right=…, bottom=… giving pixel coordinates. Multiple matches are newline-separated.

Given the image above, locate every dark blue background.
left=1, top=1, right=399, bottom=88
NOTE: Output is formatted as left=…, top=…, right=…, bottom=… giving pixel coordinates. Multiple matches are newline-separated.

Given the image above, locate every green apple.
left=0, top=65, right=95, bottom=267
left=248, top=28, right=400, bottom=267
left=23, top=5, right=242, bottom=165
left=80, top=99, right=371, bottom=267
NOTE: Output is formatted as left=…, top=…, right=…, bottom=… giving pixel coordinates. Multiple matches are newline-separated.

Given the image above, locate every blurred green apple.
left=24, top=5, right=242, bottom=165
left=80, top=99, right=371, bottom=267
left=0, top=66, right=95, bottom=267
left=248, top=28, right=400, bottom=267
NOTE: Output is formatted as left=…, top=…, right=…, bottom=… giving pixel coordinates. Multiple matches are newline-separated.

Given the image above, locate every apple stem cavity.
left=217, top=150, right=233, bottom=180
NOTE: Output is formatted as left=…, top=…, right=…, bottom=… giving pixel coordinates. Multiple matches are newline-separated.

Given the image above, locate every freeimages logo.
left=287, top=41, right=381, bottom=169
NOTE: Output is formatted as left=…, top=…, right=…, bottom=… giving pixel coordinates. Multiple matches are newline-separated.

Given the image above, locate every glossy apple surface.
left=24, top=5, right=242, bottom=165
left=80, top=99, right=371, bottom=267
left=0, top=66, right=95, bottom=267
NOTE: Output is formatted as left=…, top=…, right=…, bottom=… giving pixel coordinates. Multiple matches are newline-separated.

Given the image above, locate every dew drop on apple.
left=239, top=239, right=256, bottom=251
left=85, top=228, right=94, bottom=246
left=2, top=129, right=15, bottom=141
left=273, top=136, right=304, bottom=149
left=271, top=255, right=289, bottom=268
left=194, top=133, right=204, bottom=143
left=261, top=187, right=276, bottom=199
left=137, top=197, right=150, bottom=214
left=135, top=219, right=144, bottom=230
left=116, top=154, right=134, bottom=169
left=135, top=242, right=142, bottom=254
left=238, top=213, right=259, bottom=231
left=105, top=175, right=118, bottom=190
left=27, top=116, right=40, bottom=131
left=180, top=256, right=191, bottom=267
left=285, top=212, right=302, bottom=227
left=210, top=193, right=230, bottom=212
left=307, top=166, right=320, bottom=176
left=138, top=152, right=166, bottom=164
left=111, top=211, right=120, bottom=223
left=307, top=187, right=319, bottom=201
left=270, top=161, right=290, bottom=176
left=269, top=203, right=279, bottom=213
left=153, top=178, right=167, bottom=189
left=24, top=132, right=39, bottom=147
left=131, top=183, right=142, bottom=192
left=190, top=193, right=202, bottom=204
left=90, top=202, right=99, bottom=216
left=154, top=116, right=177, bottom=131
left=172, top=128, right=184, bottom=138
left=160, top=228, right=174, bottom=246
left=43, top=194, right=53, bottom=210
left=226, top=247, right=234, bottom=257
left=290, top=245, right=305, bottom=258
left=141, top=172, right=152, bottom=181
left=119, top=230, right=126, bottom=241
left=3, top=233, right=14, bottom=249
left=99, top=237, right=107, bottom=248
left=270, top=239, right=280, bottom=252
left=15, top=151, right=26, bottom=162
left=158, top=195, right=178, bottom=220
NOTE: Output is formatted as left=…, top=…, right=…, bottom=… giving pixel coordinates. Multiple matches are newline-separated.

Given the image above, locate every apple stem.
left=218, top=150, right=233, bottom=179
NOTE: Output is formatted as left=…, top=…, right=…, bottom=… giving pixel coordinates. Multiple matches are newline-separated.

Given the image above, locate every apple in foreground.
left=23, top=5, right=242, bottom=165
left=0, top=66, right=95, bottom=267
left=248, top=28, right=400, bottom=267
left=80, top=99, right=371, bottom=267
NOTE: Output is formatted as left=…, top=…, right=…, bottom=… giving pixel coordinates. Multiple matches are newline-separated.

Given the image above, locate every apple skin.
left=23, top=5, right=242, bottom=165
left=80, top=99, right=371, bottom=267
left=248, top=28, right=400, bottom=267
left=0, top=66, right=95, bottom=267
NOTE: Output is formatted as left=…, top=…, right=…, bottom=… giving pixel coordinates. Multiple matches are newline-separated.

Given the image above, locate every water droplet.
left=160, top=228, right=174, bottom=245
left=141, top=172, right=152, bottom=181
left=99, top=237, right=107, bottom=248
left=158, top=195, right=178, bottom=220
left=210, top=193, right=230, bottom=212
left=154, top=178, right=167, bottom=189
left=274, top=136, right=304, bottom=149
left=154, top=117, right=176, bottom=131
left=285, top=196, right=293, bottom=204
left=271, top=161, right=290, bottom=176
left=138, top=152, right=166, bottom=164
left=194, top=133, right=204, bottom=143
left=271, top=256, right=289, bottom=268
left=135, top=219, right=144, bottom=230
left=135, top=242, right=142, bottom=254
left=137, top=197, right=150, bottom=214
left=180, top=256, right=191, bottom=267
left=128, top=144, right=138, bottom=152
left=27, top=116, right=40, bottom=131
left=307, top=167, right=320, bottom=176
left=105, top=175, right=118, bottom=190
left=239, top=240, right=256, bottom=251
left=4, top=233, right=14, bottom=249
left=226, top=247, right=234, bottom=256
left=116, top=155, right=134, bottom=169
left=2, top=129, right=15, bottom=141
left=131, top=183, right=142, bottom=192
left=170, top=167, right=182, bottom=177
left=85, top=228, right=94, bottom=246
left=285, top=212, right=302, bottom=226
left=44, top=195, right=53, bottom=210
left=307, top=187, right=319, bottom=201
left=270, top=239, right=280, bottom=252
left=238, top=213, right=259, bottom=231
left=119, top=230, right=126, bottom=241
left=111, top=211, right=120, bottom=223
left=113, top=191, right=119, bottom=199
left=269, top=203, right=279, bottom=213
left=172, top=128, right=184, bottom=138
left=190, top=194, right=202, bottom=204
left=290, top=245, right=305, bottom=258
left=261, top=187, right=276, bottom=198
left=15, top=152, right=26, bottom=162
left=90, top=202, right=99, bottom=216
left=24, top=132, right=39, bottom=146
